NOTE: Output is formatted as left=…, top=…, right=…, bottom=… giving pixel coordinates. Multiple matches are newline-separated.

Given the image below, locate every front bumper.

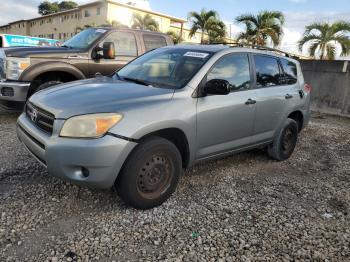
left=0, top=80, right=30, bottom=101
left=16, top=113, right=137, bottom=189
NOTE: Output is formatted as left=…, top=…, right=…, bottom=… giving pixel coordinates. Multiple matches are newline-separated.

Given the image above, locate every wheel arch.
left=137, top=128, right=191, bottom=169
left=287, top=110, right=304, bottom=132
left=20, top=61, right=86, bottom=82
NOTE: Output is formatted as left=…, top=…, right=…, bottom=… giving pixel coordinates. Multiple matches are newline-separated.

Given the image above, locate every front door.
left=196, top=53, right=257, bottom=159
left=89, top=31, right=138, bottom=77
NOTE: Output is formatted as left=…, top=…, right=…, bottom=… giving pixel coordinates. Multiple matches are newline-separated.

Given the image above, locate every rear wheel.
left=267, top=118, right=298, bottom=161
left=116, top=137, right=182, bottom=209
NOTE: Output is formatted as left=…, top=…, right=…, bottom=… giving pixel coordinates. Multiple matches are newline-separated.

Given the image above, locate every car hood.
left=29, top=77, right=175, bottom=119
left=4, top=46, right=84, bottom=58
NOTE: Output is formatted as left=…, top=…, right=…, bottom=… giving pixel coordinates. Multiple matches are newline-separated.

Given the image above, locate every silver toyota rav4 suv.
left=17, top=45, right=311, bottom=209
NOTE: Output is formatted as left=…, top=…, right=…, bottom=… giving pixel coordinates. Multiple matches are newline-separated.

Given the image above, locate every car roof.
left=167, top=44, right=299, bottom=62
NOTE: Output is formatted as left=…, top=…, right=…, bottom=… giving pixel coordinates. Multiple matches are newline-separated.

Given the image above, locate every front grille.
left=0, top=58, right=5, bottom=79
left=26, top=102, right=55, bottom=135
left=1, top=86, right=14, bottom=97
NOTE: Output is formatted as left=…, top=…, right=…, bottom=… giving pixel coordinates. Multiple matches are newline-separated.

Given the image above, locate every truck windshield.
left=117, top=48, right=213, bottom=89
left=62, top=28, right=107, bottom=49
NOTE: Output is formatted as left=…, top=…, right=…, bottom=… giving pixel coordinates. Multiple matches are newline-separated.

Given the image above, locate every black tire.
left=36, top=81, right=62, bottom=92
left=116, top=136, right=182, bottom=209
left=267, top=118, right=299, bottom=161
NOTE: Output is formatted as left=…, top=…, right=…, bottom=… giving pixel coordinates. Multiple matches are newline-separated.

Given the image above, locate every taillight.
left=304, top=83, right=312, bottom=93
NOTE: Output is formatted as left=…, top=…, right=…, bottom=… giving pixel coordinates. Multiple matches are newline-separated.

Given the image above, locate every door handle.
left=245, top=98, right=256, bottom=105
left=285, top=94, right=293, bottom=99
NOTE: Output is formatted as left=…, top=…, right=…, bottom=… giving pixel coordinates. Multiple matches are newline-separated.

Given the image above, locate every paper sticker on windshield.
left=184, top=52, right=209, bottom=59
left=96, top=29, right=107, bottom=33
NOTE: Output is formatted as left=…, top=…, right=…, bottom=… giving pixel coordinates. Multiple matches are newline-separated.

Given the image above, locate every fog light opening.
left=81, top=167, right=90, bottom=178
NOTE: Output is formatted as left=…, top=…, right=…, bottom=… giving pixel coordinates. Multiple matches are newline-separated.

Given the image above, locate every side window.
left=254, top=55, right=283, bottom=87
left=280, top=58, right=298, bottom=85
left=207, top=54, right=251, bottom=92
left=103, top=32, right=137, bottom=57
left=143, top=35, right=167, bottom=51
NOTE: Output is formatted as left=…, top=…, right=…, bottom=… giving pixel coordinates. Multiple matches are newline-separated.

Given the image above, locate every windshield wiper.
left=61, top=45, right=73, bottom=49
left=122, top=77, right=152, bottom=86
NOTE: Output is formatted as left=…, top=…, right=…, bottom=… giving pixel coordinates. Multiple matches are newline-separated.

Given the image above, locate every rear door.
left=89, top=31, right=138, bottom=77
left=196, top=53, right=257, bottom=158
left=251, top=54, right=295, bottom=143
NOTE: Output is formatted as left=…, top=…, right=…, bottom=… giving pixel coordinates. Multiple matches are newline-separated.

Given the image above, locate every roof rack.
left=207, top=42, right=297, bottom=58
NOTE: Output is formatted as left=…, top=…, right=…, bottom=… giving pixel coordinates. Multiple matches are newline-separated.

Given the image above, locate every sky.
left=1, top=0, right=350, bottom=57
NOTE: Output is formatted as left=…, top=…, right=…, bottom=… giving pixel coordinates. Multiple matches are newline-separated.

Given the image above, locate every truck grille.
left=26, top=103, right=55, bottom=135
left=0, top=58, right=5, bottom=80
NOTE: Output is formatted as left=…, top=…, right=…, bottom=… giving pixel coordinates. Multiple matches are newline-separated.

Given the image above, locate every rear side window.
left=103, top=32, right=137, bottom=56
left=207, top=54, right=251, bottom=92
left=254, top=55, right=283, bottom=87
left=280, top=59, right=298, bottom=85
left=143, top=35, right=167, bottom=51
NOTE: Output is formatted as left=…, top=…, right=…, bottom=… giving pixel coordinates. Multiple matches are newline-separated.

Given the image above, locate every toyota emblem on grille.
left=30, top=109, right=38, bottom=122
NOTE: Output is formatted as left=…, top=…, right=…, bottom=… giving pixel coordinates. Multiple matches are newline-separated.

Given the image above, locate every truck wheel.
left=116, top=137, right=182, bottom=209
left=267, top=118, right=298, bottom=161
left=36, top=81, right=62, bottom=92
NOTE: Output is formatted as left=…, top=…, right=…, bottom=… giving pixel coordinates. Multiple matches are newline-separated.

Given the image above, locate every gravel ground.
left=0, top=110, right=349, bottom=261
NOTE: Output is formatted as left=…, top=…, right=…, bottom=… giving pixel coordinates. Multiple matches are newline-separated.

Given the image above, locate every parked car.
left=17, top=44, right=311, bottom=209
left=0, top=34, right=61, bottom=48
left=0, top=28, right=173, bottom=108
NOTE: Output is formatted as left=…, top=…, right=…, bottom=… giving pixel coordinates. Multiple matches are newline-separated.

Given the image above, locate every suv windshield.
left=62, top=28, right=107, bottom=49
left=117, top=48, right=213, bottom=89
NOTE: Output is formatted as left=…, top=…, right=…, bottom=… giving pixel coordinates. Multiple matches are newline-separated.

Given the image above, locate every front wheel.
left=267, top=118, right=299, bottom=161
left=116, top=137, right=182, bottom=209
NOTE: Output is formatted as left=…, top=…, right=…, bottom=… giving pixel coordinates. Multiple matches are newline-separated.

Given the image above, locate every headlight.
left=6, top=57, right=30, bottom=80
left=60, top=113, right=123, bottom=138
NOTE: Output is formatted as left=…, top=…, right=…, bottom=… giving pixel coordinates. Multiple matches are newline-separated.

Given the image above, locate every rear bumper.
left=16, top=113, right=137, bottom=189
left=0, top=80, right=30, bottom=101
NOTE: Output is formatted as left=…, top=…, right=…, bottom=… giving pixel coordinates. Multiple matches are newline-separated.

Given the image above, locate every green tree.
left=235, top=11, right=285, bottom=47
left=207, top=19, right=227, bottom=43
left=188, top=9, right=221, bottom=44
left=38, top=1, right=78, bottom=15
left=166, top=31, right=183, bottom=44
left=298, top=21, right=350, bottom=60
left=38, top=1, right=59, bottom=15
left=58, top=1, right=78, bottom=11
left=132, top=13, right=159, bottom=31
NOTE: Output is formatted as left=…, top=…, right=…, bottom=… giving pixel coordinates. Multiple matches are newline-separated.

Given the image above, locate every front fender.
left=20, top=61, right=86, bottom=81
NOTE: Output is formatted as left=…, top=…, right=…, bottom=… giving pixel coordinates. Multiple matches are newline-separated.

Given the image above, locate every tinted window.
left=280, top=59, right=298, bottom=85
left=144, top=35, right=167, bottom=51
left=207, top=54, right=251, bottom=92
left=103, top=32, right=137, bottom=56
left=254, top=55, right=283, bottom=87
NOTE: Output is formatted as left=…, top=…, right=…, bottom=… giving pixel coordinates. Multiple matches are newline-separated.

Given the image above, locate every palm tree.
left=235, top=11, right=285, bottom=47
left=208, top=19, right=227, bottom=43
left=166, top=31, right=183, bottom=44
left=298, top=21, right=350, bottom=60
left=132, top=13, right=159, bottom=31
left=188, top=9, right=222, bottom=44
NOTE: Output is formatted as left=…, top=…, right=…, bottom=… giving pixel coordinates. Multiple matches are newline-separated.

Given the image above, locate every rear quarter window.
left=280, top=59, right=298, bottom=85
left=143, top=35, right=167, bottom=51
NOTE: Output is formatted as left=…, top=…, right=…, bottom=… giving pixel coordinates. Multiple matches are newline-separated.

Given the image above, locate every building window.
left=97, top=7, right=101, bottom=15
left=84, top=10, right=91, bottom=17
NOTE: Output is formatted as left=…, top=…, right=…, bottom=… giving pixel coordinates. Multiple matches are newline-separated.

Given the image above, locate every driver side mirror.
left=102, top=42, right=115, bottom=59
left=92, top=42, right=115, bottom=60
left=204, top=79, right=230, bottom=96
